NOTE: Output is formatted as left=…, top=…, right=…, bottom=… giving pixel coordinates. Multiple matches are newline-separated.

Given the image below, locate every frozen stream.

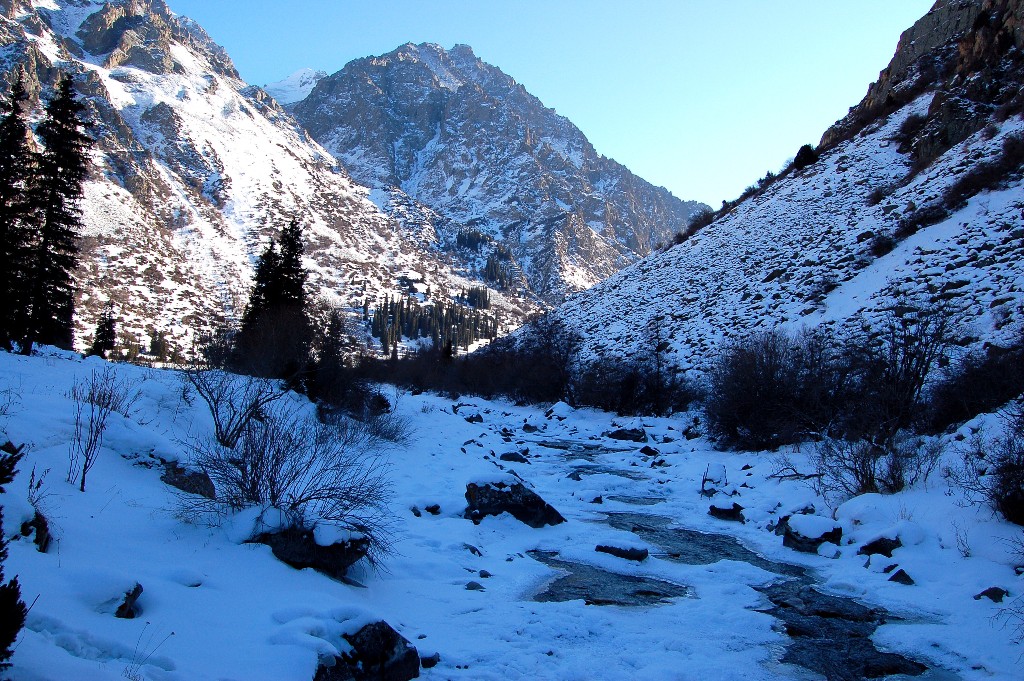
left=519, top=439, right=960, bottom=681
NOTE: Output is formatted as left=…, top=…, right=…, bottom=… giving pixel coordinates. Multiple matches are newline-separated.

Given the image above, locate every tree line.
left=0, top=74, right=92, bottom=355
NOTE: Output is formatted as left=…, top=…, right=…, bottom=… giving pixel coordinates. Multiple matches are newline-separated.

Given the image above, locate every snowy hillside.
left=292, top=42, right=709, bottom=304
left=264, top=68, right=326, bottom=106
left=0, top=0, right=541, bottom=356
left=544, top=0, right=1024, bottom=373
left=2, top=350, right=1023, bottom=680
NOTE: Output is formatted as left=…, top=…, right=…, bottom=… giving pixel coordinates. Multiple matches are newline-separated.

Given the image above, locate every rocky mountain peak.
left=292, top=42, right=707, bottom=303
left=821, top=0, right=1023, bottom=149
left=63, top=0, right=238, bottom=77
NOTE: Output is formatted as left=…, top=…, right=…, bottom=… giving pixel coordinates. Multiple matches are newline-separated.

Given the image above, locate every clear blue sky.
left=165, top=0, right=934, bottom=207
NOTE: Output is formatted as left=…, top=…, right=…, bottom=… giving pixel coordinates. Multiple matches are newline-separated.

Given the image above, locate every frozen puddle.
left=527, top=550, right=691, bottom=606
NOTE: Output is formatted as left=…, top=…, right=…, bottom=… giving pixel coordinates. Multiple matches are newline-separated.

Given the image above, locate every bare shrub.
left=67, top=368, right=133, bottom=492
left=191, top=402, right=393, bottom=563
left=813, top=433, right=943, bottom=504
left=182, top=369, right=283, bottom=449
left=947, top=414, right=1024, bottom=525
left=69, top=366, right=141, bottom=418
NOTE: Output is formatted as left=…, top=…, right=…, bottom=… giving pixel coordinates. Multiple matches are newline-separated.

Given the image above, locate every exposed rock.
left=975, top=586, right=1009, bottom=602
left=292, top=42, right=707, bottom=305
left=160, top=461, right=216, bottom=499
left=316, top=620, right=420, bottom=681
left=424, top=504, right=441, bottom=516
left=499, top=451, right=529, bottom=464
left=252, top=528, right=369, bottom=579
left=595, top=545, right=649, bottom=562
left=20, top=510, right=50, bottom=552
left=708, top=502, right=745, bottom=523
left=465, top=481, right=565, bottom=528
left=420, top=652, right=440, bottom=669
left=410, top=506, right=421, bottom=517
left=115, top=583, right=143, bottom=619
left=605, top=428, right=647, bottom=443
left=639, top=445, right=660, bottom=457
left=889, top=569, right=915, bottom=585
left=779, top=516, right=843, bottom=554
left=857, top=536, right=903, bottom=558
left=465, top=581, right=485, bottom=591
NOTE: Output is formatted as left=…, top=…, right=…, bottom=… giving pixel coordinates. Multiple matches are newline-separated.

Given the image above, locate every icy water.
left=526, top=443, right=957, bottom=681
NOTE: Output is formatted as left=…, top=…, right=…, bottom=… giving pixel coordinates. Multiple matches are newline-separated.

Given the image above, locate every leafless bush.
left=181, top=369, right=283, bottom=448
left=69, top=366, right=141, bottom=418
left=190, top=402, right=393, bottom=563
left=67, top=371, right=116, bottom=492
left=948, top=418, right=1024, bottom=525
left=813, top=433, right=943, bottom=504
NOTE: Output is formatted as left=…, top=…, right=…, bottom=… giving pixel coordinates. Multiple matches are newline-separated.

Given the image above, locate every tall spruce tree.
left=233, top=219, right=312, bottom=379
left=0, top=75, right=37, bottom=351
left=21, top=76, right=91, bottom=354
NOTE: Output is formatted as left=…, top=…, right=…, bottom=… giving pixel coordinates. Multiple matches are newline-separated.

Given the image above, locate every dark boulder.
left=858, top=536, right=902, bottom=558
left=20, top=510, right=51, bottom=552
left=708, top=503, right=745, bottom=523
left=465, top=481, right=565, bottom=528
left=889, top=569, right=915, bottom=585
left=974, top=586, right=1008, bottom=603
left=315, top=620, right=420, bottom=681
left=499, top=452, right=530, bottom=464
left=778, top=516, right=842, bottom=553
left=595, top=545, right=648, bottom=561
left=605, top=428, right=647, bottom=443
left=115, top=583, right=143, bottom=619
left=253, top=527, right=369, bottom=579
left=639, top=445, right=660, bottom=457
left=161, top=462, right=215, bottom=499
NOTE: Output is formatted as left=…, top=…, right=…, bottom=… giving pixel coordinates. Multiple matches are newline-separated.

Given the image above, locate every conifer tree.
left=0, top=445, right=27, bottom=670
left=0, top=75, right=37, bottom=351
left=87, top=305, right=116, bottom=358
left=21, top=76, right=92, bottom=354
left=233, top=219, right=312, bottom=379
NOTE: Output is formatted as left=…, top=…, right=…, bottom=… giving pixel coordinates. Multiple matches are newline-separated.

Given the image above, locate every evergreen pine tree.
left=0, top=74, right=38, bottom=351
left=233, top=219, right=312, bottom=379
left=87, top=305, right=116, bottom=358
left=21, top=76, right=92, bottom=354
left=0, top=444, right=27, bottom=670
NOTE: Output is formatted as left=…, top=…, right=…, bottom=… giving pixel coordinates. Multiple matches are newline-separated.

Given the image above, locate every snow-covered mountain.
left=0, top=0, right=543, bottom=355
left=264, top=68, right=326, bottom=106
left=291, top=43, right=709, bottom=304
left=542, top=0, right=1024, bottom=373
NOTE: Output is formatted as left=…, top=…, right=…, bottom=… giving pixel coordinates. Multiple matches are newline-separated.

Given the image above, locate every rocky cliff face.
left=0, top=1, right=541, bottom=354
left=292, top=43, right=708, bottom=303
left=544, top=0, right=1024, bottom=376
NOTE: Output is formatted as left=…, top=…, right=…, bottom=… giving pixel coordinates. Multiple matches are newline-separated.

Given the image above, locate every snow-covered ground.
left=1, top=350, right=1022, bottom=680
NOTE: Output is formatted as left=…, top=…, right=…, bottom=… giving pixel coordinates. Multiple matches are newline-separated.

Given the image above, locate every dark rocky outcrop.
left=857, top=536, right=902, bottom=558
left=707, top=502, right=745, bottom=523
left=115, top=583, right=143, bottom=619
left=604, top=428, right=647, bottom=443
left=975, top=586, right=1009, bottom=602
left=777, top=517, right=842, bottom=553
left=464, top=481, right=565, bottom=528
left=252, top=528, right=369, bottom=579
left=595, top=545, right=649, bottom=561
left=160, top=461, right=215, bottom=499
left=315, top=620, right=419, bottom=681
left=20, top=510, right=50, bottom=552
left=889, top=569, right=916, bottom=585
